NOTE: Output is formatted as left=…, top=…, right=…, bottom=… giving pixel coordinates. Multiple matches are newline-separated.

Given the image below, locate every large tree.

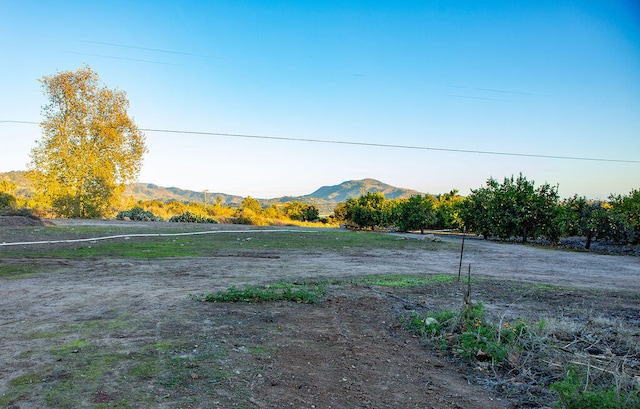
left=29, top=65, right=147, bottom=218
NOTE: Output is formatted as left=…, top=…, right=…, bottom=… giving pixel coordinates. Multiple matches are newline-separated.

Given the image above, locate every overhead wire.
left=1, top=120, right=638, bottom=164
left=63, top=52, right=183, bottom=66
left=76, top=40, right=223, bottom=60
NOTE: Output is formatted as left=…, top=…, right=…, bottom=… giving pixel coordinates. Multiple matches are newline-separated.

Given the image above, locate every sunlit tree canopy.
left=29, top=65, right=147, bottom=218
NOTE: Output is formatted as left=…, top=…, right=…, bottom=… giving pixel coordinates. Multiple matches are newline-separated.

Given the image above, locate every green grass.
left=130, top=360, right=159, bottom=379
left=26, top=330, right=64, bottom=340
left=0, top=228, right=450, bottom=259
left=360, top=273, right=456, bottom=287
left=246, top=346, right=271, bottom=354
left=1, top=373, right=43, bottom=406
left=0, top=265, right=38, bottom=279
left=7, top=372, right=42, bottom=389
left=63, top=314, right=133, bottom=334
left=52, top=339, right=92, bottom=353
left=1, top=225, right=138, bottom=237
left=201, top=281, right=327, bottom=304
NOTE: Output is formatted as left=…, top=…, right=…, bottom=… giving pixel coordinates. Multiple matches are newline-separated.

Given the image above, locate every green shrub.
left=117, top=206, right=163, bottom=222
left=168, top=211, right=217, bottom=224
left=0, top=192, right=17, bottom=209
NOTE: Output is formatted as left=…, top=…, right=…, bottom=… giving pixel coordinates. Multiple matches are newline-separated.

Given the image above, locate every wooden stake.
left=464, top=263, right=472, bottom=313
left=457, top=226, right=466, bottom=282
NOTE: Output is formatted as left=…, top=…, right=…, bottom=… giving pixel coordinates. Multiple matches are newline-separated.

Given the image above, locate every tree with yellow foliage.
left=28, top=65, right=147, bottom=218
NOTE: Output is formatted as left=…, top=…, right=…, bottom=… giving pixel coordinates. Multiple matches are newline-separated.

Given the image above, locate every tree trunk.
left=585, top=232, right=593, bottom=250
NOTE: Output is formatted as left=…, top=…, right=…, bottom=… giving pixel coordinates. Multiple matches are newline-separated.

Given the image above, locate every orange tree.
left=394, top=194, right=436, bottom=234
left=609, top=188, right=640, bottom=244
left=341, top=192, right=390, bottom=230
left=461, top=174, right=560, bottom=243
left=434, top=189, right=465, bottom=230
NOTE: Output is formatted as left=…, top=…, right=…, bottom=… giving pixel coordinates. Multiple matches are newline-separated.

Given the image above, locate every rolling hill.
left=127, top=183, right=245, bottom=207
left=307, top=178, right=421, bottom=202
left=1, top=171, right=425, bottom=214
left=0, top=171, right=33, bottom=198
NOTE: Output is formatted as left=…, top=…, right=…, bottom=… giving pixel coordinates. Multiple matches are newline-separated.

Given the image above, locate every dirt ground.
left=1, top=219, right=639, bottom=408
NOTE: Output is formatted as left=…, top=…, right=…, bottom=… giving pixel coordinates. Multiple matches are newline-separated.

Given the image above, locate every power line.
left=446, top=94, right=507, bottom=102
left=64, top=52, right=183, bottom=66
left=77, top=40, right=223, bottom=60
left=447, top=84, right=545, bottom=97
left=1, top=120, right=638, bottom=164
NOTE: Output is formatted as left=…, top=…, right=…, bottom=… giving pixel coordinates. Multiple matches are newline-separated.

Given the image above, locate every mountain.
left=126, top=183, right=245, bottom=207
left=262, top=179, right=423, bottom=214
left=0, top=171, right=33, bottom=198
left=307, top=178, right=421, bottom=202
left=1, top=171, right=425, bottom=214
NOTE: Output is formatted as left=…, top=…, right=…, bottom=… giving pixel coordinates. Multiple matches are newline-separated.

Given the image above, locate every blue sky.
left=1, top=1, right=639, bottom=199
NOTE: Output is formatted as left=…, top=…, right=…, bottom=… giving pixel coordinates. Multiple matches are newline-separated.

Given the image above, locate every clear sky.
left=1, top=1, right=639, bottom=199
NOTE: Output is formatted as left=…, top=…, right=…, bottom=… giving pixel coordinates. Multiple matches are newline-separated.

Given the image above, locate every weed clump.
left=199, top=282, right=326, bottom=304
left=405, top=303, right=537, bottom=364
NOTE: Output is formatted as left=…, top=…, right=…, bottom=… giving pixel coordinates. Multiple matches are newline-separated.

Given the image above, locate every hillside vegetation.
left=0, top=172, right=422, bottom=215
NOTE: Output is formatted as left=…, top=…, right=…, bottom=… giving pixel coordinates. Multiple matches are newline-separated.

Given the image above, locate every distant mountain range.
left=0, top=171, right=424, bottom=214
left=262, top=178, right=422, bottom=214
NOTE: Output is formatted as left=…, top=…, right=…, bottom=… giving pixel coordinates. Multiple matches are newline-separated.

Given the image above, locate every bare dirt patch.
left=0, top=216, right=47, bottom=228
left=1, top=220, right=639, bottom=408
